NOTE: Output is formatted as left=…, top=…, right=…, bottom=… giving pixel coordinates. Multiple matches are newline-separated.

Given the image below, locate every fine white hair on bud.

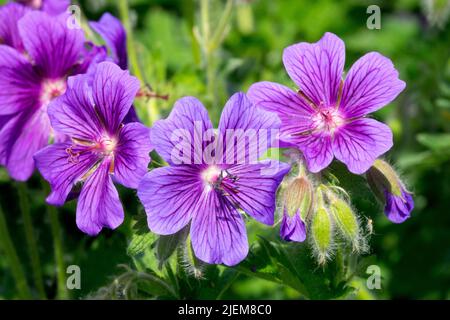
left=326, top=190, right=366, bottom=253
left=309, top=187, right=335, bottom=265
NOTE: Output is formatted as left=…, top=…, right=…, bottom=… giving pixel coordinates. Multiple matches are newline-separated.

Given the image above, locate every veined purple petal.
left=48, top=74, right=103, bottom=141
left=34, top=142, right=100, bottom=205
left=76, top=159, right=124, bottom=236
left=41, top=0, right=70, bottom=15
left=384, top=188, right=413, bottom=223
left=190, top=190, right=248, bottom=266
left=247, top=81, right=316, bottom=119
left=0, top=45, right=41, bottom=115
left=90, top=13, right=128, bottom=69
left=151, top=97, right=213, bottom=165
left=15, top=0, right=69, bottom=14
left=280, top=209, right=307, bottom=242
left=0, top=3, right=29, bottom=51
left=0, top=109, right=51, bottom=181
left=113, top=122, right=152, bottom=189
left=247, top=81, right=317, bottom=147
left=332, top=118, right=393, bottom=174
left=218, top=92, right=281, bottom=165
left=92, top=62, right=140, bottom=134
left=18, top=11, right=84, bottom=78
left=289, top=130, right=334, bottom=173
left=226, top=160, right=290, bottom=225
left=340, top=52, right=406, bottom=118
left=138, top=165, right=204, bottom=235
left=283, top=32, right=345, bottom=108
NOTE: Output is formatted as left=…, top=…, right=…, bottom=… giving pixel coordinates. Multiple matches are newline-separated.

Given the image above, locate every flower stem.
left=200, top=0, right=234, bottom=106
left=41, top=181, right=68, bottom=299
left=0, top=202, right=31, bottom=299
left=118, top=0, right=143, bottom=82
left=16, top=182, right=46, bottom=299
left=118, top=0, right=159, bottom=125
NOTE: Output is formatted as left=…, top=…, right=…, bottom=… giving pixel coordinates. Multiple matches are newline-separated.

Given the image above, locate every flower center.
left=202, top=166, right=223, bottom=187
left=40, top=78, right=67, bottom=106
left=312, top=108, right=344, bottom=134
left=99, top=137, right=118, bottom=156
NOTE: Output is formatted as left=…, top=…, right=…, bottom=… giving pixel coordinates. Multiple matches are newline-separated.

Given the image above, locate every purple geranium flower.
left=35, top=62, right=152, bottom=235
left=15, top=0, right=69, bottom=15
left=0, top=11, right=101, bottom=180
left=248, top=32, right=406, bottom=174
left=137, top=93, right=290, bottom=266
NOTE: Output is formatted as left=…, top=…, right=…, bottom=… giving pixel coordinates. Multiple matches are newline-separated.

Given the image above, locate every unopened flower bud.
left=310, top=189, right=333, bottom=265
left=327, top=192, right=362, bottom=252
left=367, top=159, right=414, bottom=223
left=280, top=175, right=313, bottom=242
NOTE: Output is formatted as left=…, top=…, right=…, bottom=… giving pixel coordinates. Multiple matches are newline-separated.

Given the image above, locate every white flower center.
left=99, top=137, right=118, bottom=155
left=202, top=165, right=221, bottom=183
left=40, top=78, right=67, bottom=106
left=201, top=166, right=226, bottom=192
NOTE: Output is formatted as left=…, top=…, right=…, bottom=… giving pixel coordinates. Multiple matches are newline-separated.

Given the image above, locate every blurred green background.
left=0, top=0, right=449, bottom=300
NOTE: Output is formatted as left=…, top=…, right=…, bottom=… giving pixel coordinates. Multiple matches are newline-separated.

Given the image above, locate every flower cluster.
left=0, top=1, right=413, bottom=267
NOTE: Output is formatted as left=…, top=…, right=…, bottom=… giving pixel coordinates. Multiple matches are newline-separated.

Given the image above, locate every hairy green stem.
left=0, top=203, right=31, bottom=299
left=16, top=183, right=46, bottom=299
left=41, top=181, right=68, bottom=299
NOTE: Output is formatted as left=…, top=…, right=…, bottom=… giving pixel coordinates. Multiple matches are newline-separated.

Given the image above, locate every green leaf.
left=127, top=232, right=158, bottom=257
left=417, top=133, right=450, bottom=151
left=156, top=228, right=188, bottom=268
left=127, top=214, right=158, bottom=257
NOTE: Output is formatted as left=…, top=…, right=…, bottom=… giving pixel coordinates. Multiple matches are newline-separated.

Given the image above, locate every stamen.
left=335, top=79, right=344, bottom=110
left=298, top=90, right=318, bottom=111
left=66, top=146, right=80, bottom=164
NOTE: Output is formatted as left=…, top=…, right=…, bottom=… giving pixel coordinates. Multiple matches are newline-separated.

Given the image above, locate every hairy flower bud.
left=327, top=192, right=363, bottom=252
left=366, top=159, right=414, bottom=223
left=310, top=189, right=333, bottom=265
left=280, top=174, right=313, bottom=242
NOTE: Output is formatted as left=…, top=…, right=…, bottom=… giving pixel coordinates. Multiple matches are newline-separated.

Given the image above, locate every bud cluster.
left=277, top=156, right=415, bottom=265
